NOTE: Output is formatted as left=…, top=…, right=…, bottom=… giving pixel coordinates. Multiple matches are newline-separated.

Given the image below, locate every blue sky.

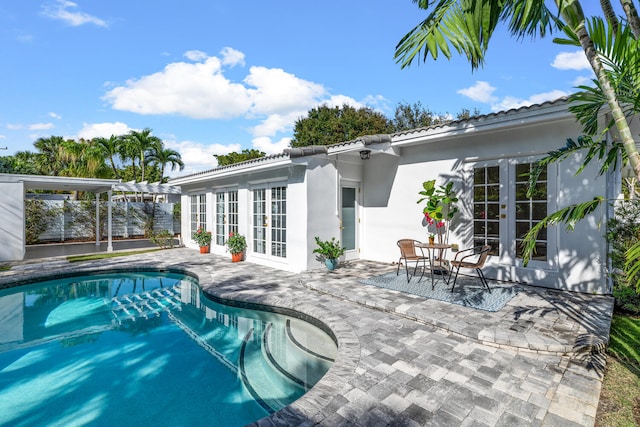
left=1, top=1, right=597, bottom=176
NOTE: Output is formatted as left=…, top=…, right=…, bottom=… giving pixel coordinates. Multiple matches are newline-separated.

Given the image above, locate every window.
left=190, top=194, right=207, bottom=235
left=252, top=185, right=287, bottom=258
left=228, top=190, right=238, bottom=235
left=515, top=163, right=547, bottom=261
left=473, top=166, right=500, bottom=255
left=252, top=189, right=266, bottom=254
left=215, top=192, right=225, bottom=246
left=214, top=190, right=239, bottom=247
left=271, top=186, right=286, bottom=257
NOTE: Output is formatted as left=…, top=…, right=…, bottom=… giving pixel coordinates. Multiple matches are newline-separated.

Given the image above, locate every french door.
left=252, top=185, right=286, bottom=259
left=214, top=190, right=238, bottom=247
left=340, top=183, right=360, bottom=261
left=472, top=158, right=553, bottom=270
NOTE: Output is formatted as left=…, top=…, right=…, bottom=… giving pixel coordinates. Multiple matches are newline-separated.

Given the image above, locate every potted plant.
left=192, top=227, right=212, bottom=253
left=313, top=236, right=346, bottom=270
left=418, top=179, right=458, bottom=243
left=226, top=232, right=247, bottom=262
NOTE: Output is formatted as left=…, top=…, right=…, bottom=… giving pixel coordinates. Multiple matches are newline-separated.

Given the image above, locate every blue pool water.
left=0, top=271, right=337, bottom=427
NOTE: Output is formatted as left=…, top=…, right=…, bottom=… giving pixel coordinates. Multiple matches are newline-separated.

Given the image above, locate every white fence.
left=34, top=200, right=179, bottom=242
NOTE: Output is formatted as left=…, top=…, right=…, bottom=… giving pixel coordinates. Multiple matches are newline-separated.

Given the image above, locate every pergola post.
left=95, top=192, right=100, bottom=247
left=107, top=190, right=113, bottom=252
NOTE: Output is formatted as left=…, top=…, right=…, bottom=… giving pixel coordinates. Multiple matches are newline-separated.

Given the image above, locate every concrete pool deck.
left=0, top=248, right=613, bottom=426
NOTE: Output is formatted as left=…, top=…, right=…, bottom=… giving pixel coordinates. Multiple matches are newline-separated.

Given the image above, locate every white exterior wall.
left=361, top=115, right=612, bottom=293
left=0, top=182, right=26, bottom=261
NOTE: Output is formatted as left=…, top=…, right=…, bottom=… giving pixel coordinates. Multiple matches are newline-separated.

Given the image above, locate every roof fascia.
left=170, top=156, right=294, bottom=186
left=392, top=103, right=574, bottom=147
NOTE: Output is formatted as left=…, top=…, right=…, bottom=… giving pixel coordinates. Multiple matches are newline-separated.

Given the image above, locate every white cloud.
left=103, top=53, right=252, bottom=119
left=6, top=124, right=23, bottom=130
left=252, top=136, right=291, bottom=155
left=164, top=139, right=242, bottom=176
left=29, top=123, right=54, bottom=131
left=220, top=47, right=245, bottom=67
left=0, top=135, right=6, bottom=140
left=76, top=122, right=134, bottom=139
left=184, top=50, right=208, bottom=62
left=48, top=112, right=62, bottom=120
left=572, top=75, right=593, bottom=87
left=245, top=66, right=326, bottom=115
left=457, top=81, right=497, bottom=103
left=491, top=90, right=569, bottom=111
left=41, top=0, right=108, bottom=28
left=551, top=50, right=590, bottom=71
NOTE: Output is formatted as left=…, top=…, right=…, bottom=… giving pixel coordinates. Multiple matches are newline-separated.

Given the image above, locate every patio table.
left=415, top=242, right=452, bottom=289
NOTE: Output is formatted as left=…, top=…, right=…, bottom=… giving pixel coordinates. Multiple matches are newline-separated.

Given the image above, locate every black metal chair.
left=446, top=245, right=492, bottom=292
left=396, top=239, right=430, bottom=283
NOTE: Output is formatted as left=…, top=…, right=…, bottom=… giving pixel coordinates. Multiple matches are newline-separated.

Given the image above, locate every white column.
left=95, top=193, right=100, bottom=247
left=108, top=190, right=113, bottom=252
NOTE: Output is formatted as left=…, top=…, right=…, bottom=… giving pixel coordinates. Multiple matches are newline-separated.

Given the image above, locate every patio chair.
left=396, top=239, right=430, bottom=283
left=447, top=245, right=492, bottom=292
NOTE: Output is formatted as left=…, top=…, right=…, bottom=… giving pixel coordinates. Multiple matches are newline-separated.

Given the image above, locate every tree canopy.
left=0, top=129, right=182, bottom=184
left=214, top=149, right=266, bottom=166
left=290, top=104, right=394, bottom=147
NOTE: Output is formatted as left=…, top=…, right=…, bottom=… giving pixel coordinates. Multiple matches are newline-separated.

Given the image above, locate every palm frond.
left=624, top=240, right=640, bottom=292
left=520, top=197, right=604, bottom=266
left=527, top=136, right=625, bottom=197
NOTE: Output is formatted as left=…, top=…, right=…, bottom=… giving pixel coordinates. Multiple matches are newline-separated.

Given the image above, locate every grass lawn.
left=66, top=248, right=162, bottom=262
left=595, top=314, right=640, bottom=427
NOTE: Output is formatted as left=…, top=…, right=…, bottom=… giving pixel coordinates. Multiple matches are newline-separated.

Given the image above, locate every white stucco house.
left=170, top=98, right=635, bottom=295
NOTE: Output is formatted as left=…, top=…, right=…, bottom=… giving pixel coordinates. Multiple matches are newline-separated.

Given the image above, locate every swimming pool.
left=0, top=270, right=337, bottom=426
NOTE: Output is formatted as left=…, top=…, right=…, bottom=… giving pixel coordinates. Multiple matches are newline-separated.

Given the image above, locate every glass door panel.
left=341, top=187, right=356, bottom=251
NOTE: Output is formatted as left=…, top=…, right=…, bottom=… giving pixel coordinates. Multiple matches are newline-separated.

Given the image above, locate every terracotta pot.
left=231, top=252, right=243, bottom=262
left=428, top=237, right=435, bottom=245
left=199, top=246, right=210, bottom=254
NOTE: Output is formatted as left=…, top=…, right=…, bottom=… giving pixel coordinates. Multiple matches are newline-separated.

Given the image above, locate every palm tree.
left=33, top=136, right=67, bottom=176
left=146, top=140, right=184, bottom=183
left=93, top=135, right=123, bottom=179
left=58, top=139, right=110, bottom=178
left=121, top=128, right=162, bottom=182
left=394, top=0, right=640, bottom=181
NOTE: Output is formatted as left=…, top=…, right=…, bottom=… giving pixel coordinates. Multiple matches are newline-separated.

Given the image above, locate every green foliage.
left=313, top=236, right=346, bottom=260
left=172, top=203, right=181, bottom=220
left=520, top=197, right=604, bottom=266
left=25, top=200, right=61, bottom=244
left=392, top=101, right=447, bottom=131
left=226, top=232, right=247, bottom=254
left=528, top=136, right=625, bottom=196
left=417, top=179, right=459, bottom=222
left=607, top=315, right=640, bottom=375
left=150, top=230, right=175, bottom=249
left=290, top=104, right=393, bottom=147
left=214, top=149, right=266, bottom=166
left=67, top=249, right=161, bottom=263
left=192, top=227, right=212, bottom=247
left=613, top=285, right=640, bottom=316
left=607, top=200, right=640, bottom=290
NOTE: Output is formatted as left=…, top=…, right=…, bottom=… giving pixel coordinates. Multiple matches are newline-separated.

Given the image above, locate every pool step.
left=262, top=319, right=335, bottom=388
left=238, top=317, right=337, bottom=412
left=239, top=326, right=303, bottom=413
left=110, top=285, right=182, bottom=323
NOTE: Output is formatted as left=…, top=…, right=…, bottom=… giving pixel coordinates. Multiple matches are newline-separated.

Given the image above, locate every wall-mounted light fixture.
left=359, top=150, right=371, bottom=160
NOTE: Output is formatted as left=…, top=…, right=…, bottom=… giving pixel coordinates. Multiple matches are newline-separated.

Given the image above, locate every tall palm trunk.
left=620, top=0, right=640, bottom=37
left=558, top=0, right=640, bottom=181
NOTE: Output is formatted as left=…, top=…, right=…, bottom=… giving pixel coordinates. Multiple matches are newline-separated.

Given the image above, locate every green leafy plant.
left=226, top=232, right=247, bottom=255
left=192, top=227, right=212, bottom=247
left=313, top=236, right=346, bottom=260
left=25, top=199, right=61, bottom=244
left=150, top=229, right=175, bottom=249
left=417, top=179, right=459, bottom=221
